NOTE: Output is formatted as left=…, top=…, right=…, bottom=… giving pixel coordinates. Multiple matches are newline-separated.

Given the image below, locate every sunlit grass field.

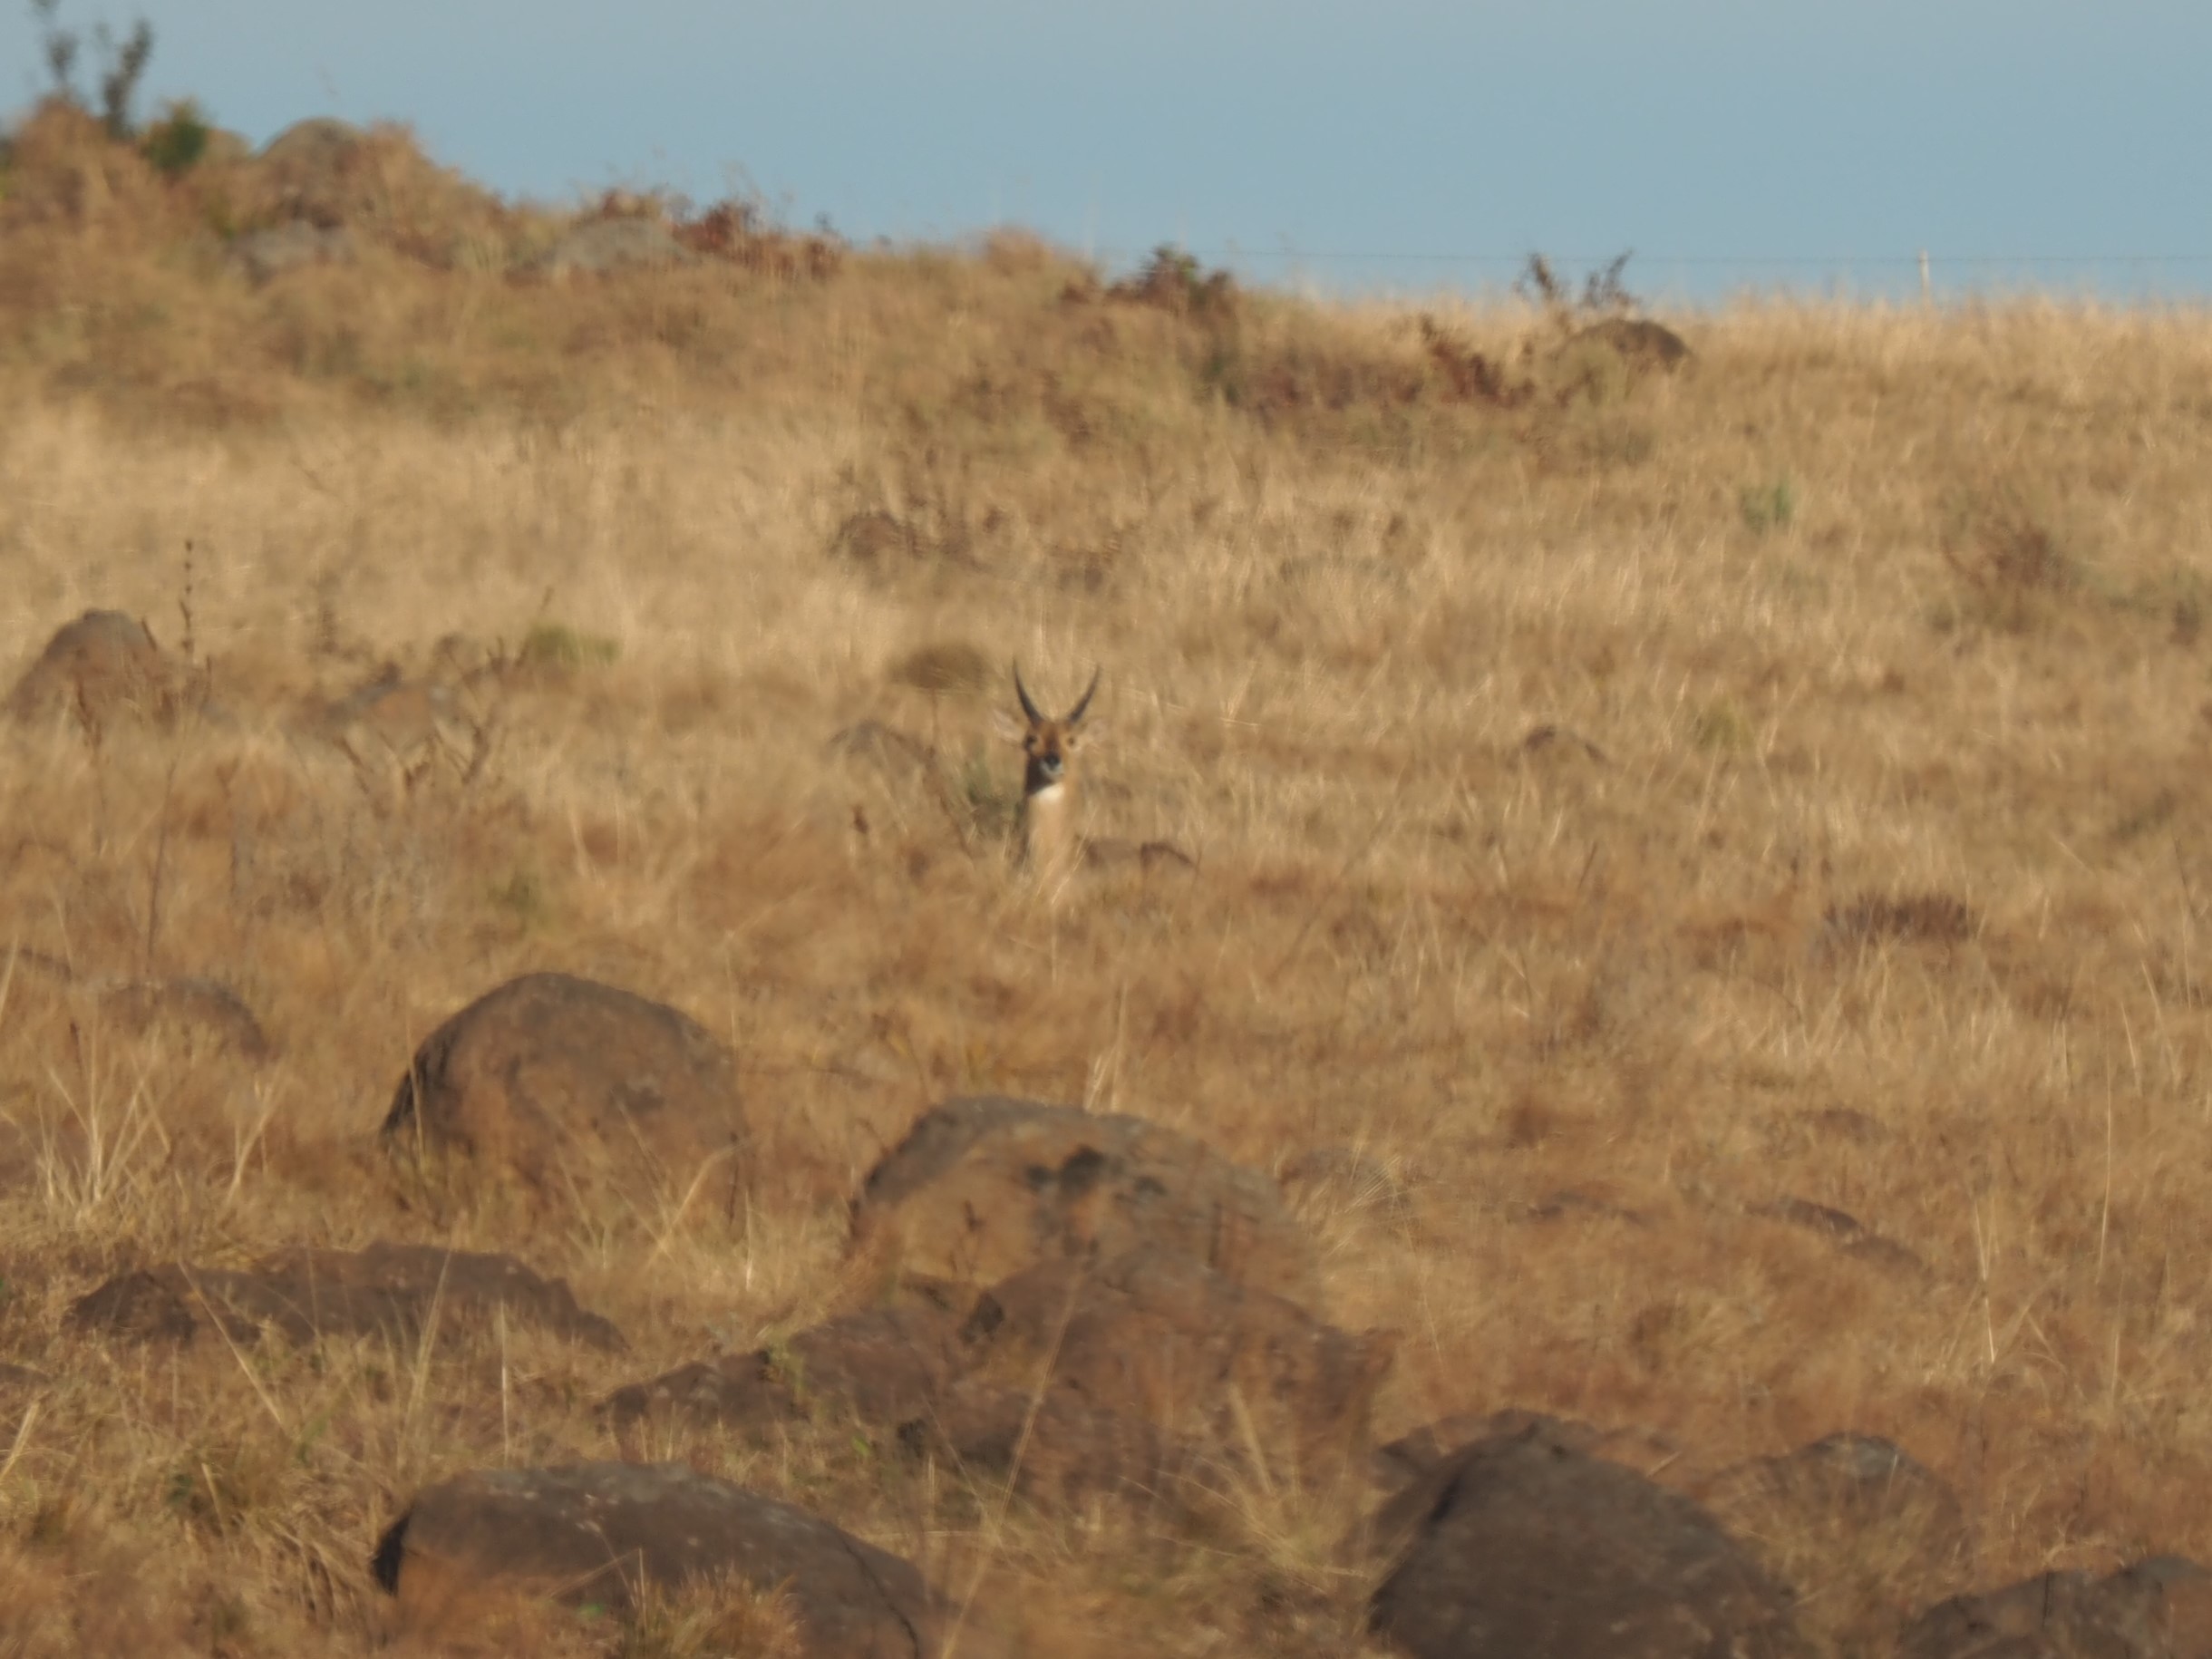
left=5, top=97, right=2212, bottom=1654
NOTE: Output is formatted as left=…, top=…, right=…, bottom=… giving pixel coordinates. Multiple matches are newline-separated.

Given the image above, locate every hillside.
left=6, top=100, right=2212, bottom=1656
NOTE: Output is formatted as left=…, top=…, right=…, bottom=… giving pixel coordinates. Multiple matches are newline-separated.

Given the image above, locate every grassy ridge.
left=5, top=97, right=2212, bottom=1654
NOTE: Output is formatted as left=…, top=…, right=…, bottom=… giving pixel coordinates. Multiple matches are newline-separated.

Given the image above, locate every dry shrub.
left=0, top=97, right=170, bottom=229
left=1107, top=244, right=1239, bottom=321
left=673, top=197, right=843, bottom=280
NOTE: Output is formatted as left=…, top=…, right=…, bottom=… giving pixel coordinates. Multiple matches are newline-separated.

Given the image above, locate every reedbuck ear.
left=991, top=706, right=1028, bottom=743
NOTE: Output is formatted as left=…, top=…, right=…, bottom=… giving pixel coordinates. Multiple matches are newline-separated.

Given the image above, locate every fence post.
left=1918, top=248, right=1932, bottom=306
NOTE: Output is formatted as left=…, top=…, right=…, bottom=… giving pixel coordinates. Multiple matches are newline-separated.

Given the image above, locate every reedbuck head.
left=1002, top=664, right=1101, bottom=897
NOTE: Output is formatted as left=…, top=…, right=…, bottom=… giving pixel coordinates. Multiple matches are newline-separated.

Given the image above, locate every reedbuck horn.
left=1065, top=666, right=1101, bottom=726
left=1013, top=661, right=1046, bottom=725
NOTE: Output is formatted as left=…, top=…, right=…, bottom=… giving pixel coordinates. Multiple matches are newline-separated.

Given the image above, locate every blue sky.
left=5, top=1, right=2207, bottom=302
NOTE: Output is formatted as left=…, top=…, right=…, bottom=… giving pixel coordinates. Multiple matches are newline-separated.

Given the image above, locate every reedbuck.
left=1003, top=664, right=1101, bottom=900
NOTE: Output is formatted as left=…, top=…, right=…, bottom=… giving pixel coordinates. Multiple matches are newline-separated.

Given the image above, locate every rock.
left=252, top=118, right=363, bottom=227
left=1523, top=1187, right=1650, bottom=1227
left=69, top=1242, right=623, bottom=1350
left=1565, top=317, right=1693, bottom=373
left=1519, top=722, right=1609, bottom=764
left=5, top=610, right=184, bottom=732
left=831, top=509, right=922, bottom=568
left=1370, top=1410, right=1685, bottom=1499
left=538, top=217, right=695, bottom=276
left=607, top=1248, right=1389, bottom=1515
left=257, top=117, right=363, bottom=171
left=604, top=1295, right=1193, bottom=1514
left=852, top=1095, right=1322, bottom=1310
left=911, top=1373, right=1191, bottom=1512
left=961, top=1246, right=1393, bottom=1476
left=1699, top=1433, right=1966, bottom=1653
left=1369, top=1425, right=1808, bottom=1659
left=1897, top=1557, right=2212, bottom=1659
left=604, top=1301, right=966, bottom=1432
left=373, top=1461, right=946, bottom=1657
left=101, top=977, right=270, bottom=1057
left=382, top=973, right=745, bottom=1215
left=1753, top=1198, right=1928, bottom=1276
left=228, top=220, right=354, bottom=284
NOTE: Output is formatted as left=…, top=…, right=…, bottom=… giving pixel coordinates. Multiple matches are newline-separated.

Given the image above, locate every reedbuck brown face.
left=1004, top=664, right=1101, bottom=897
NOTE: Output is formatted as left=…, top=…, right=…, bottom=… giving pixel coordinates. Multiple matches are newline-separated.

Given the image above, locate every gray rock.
left=228, top=221, right=354, bottom=285
left=538, top=217, right=694, bottom=276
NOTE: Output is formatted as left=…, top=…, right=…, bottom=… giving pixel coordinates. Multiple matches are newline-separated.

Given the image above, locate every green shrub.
left=140, top=97, right=211, bottom=176
left=519, top=621, right=620, bottom=671
left=1740, top=475, right=1798, bottom=535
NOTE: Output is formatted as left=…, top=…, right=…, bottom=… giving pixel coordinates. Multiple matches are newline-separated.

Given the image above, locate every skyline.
left=5, top=1, right=2208, bottom=303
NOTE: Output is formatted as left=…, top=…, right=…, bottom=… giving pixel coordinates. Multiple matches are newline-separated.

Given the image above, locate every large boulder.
left=1369, top=1422, right=1808, bottom=1659
left=961, top=1246, right=1393, bottom=1475
left=373, top=1462, right=948, bottom=1657
left=607, top=1299, right=1195, bottom=1516
left=69, top=1242, right=623, bottom=1351
left=1897, top=1557, right=2212, bottom=1659
left=5, top=610, right=186, bottom=732
left=382, top=973, right=745, bottom=1215
left=604, top=1301, right=965, bottom=1433
left=607, top=1246, right=1391, bottom=1515
left=912, top=1373, right=1188, bottom=1512
left=851, top=1095, right=1322, bottom=1310
left=1370, top=1408, right=1685, bottom=1499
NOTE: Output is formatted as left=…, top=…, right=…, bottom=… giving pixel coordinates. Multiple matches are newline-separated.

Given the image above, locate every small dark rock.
left=374, top=1461, right=947, bottom=1657
left=603, top=1301, right=965, bottom=1432
left=69, top=1242, right=623, bottom=1351
left=1897, top=1556, right=2212, bottom=1659
left=1370, top=1425, right=1807, bottom=1659
left=102, top=977, right=271, bottom=1058
left=5, top=610, right=184, bottom=732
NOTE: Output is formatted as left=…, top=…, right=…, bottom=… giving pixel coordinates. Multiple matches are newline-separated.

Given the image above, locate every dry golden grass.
left=7, top=108, right=2212, bottom=1656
